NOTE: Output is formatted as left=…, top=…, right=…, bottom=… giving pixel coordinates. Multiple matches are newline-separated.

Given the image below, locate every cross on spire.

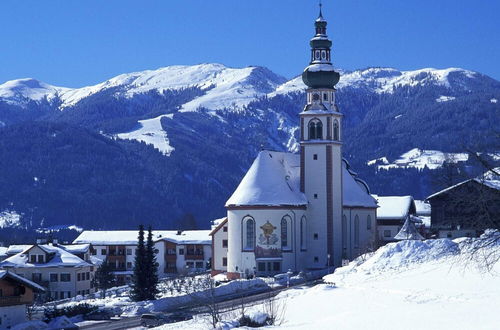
left=319, top=1, right=323, bottom=19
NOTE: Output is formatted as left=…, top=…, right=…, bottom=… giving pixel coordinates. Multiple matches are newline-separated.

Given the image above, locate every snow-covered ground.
left=0, top=210, right=21, bottom=228
left=368, top=148, right=469, bottom=170
left=116, top=114, right=175, bottom=155
left=157, top=234, right=499, bottom=330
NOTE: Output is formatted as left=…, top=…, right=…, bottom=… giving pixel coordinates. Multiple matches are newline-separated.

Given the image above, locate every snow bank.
left=325, top=239, right=460, bottom=284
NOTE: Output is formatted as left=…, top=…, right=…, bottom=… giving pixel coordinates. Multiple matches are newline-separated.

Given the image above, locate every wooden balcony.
left=0, top=296, right=22, bottom=307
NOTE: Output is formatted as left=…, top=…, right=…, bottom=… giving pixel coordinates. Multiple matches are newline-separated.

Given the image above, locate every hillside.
left=0, top=64, right=499, bottom=231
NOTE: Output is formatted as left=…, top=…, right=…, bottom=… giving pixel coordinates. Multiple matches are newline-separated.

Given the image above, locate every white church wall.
left=343, top=208, right=377, bottom=259
left=227, top=208, right=306, bottom=278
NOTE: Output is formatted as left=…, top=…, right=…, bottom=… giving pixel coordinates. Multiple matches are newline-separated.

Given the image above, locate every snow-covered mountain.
left=0, top=63, right=286, bottom=111
left=0, top=63, right=498, bottom=231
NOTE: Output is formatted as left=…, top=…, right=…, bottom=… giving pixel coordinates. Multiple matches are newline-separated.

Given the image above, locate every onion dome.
left=302, top=4, right=340, bottom=89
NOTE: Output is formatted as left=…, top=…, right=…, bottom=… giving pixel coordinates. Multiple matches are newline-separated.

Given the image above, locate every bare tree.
left=262, top=292, right=287, bottom=326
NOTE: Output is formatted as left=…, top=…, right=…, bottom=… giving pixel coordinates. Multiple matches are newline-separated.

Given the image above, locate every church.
left=211, top=7, right=378, bottom=279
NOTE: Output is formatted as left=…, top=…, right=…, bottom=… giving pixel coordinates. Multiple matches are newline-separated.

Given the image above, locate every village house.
left=373, top=195, right=419, bottom=243
left=0, top=244, right=94, bottom=301
left=0, top=270, right=45, bottom=328
left=426, top=175, right=500, bottom=238
left=73, top=230, right=212, bottom=284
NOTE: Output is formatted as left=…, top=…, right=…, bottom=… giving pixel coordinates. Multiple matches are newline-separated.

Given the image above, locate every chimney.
left=176, top=230, right=182, bottom=235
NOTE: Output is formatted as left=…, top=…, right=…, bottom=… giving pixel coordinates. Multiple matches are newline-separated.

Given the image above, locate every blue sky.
left=1, top=0, right=499, bottom=87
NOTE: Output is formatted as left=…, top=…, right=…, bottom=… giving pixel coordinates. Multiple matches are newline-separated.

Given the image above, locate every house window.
left=223, top=226, right=228, bottom=232
left=30, top=255, right=36, bottom=263
left=91, top=249, right=96, bottom=256
left=314, top=194, right=318, bottom=199
left=384, top=230, right=391, bottom=237
left=367, top=215, right=372, bottom=230
left=222, top=240, right=228, bottom=248
left=60, top=273, right=71, bottom=282
left=101, top=249, right=106, bottom=255
left=195, top=261, right=204, bottom=269
left=257, top=262, right=266, bottom=272
left=37, top=255, right=44, bottom=263
left=86, top=272, right=90, bottom=280
left=50, top=273, right=58, bottom=282
left=243, top=217, right=255, bottom=250
left=77, top=273, right=81, bottom=281
left=167, top=248, right=176, bottom=255
left=323, top=93, right=328, bottom=101
left=222, top=257, right=227, bottom=267
left=32, top=273, right=42, bottom=282
left=333, top=119, right=339, bottom=141
left=179, top=248, right=184, bottom=255
left=301, top=216, right=307, bottom=250
left=308, top=119, right=323, bottom=139
left=186, top=262, right=194, bottom=268
left=127, top=262, right=132, bottom=269
left=313, top=154, right=318, bottom=160
left=314, top=233, right=319, bottom=240
left=126, top=249, right=132, bottom=255
left=314, top=256, right=319, bottom=263
left=273, top=262, right=281, bottom=272
left=354, top=215, right=360, bottom=248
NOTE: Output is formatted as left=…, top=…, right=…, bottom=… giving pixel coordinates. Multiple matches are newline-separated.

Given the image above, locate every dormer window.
left=37, top=255, right=44, bottom=263
left=30, top=255, right=36, bottom=263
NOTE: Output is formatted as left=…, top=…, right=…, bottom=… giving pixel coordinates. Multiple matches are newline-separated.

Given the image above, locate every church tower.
left=300, top=4, right=343, bottom=268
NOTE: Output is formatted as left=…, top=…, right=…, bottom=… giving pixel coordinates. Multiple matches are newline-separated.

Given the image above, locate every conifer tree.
left=130, top=225, right=146, bottom=301
left=94, top=261, right=115, bottom=299
left=145, top=225, right=159, bottom=300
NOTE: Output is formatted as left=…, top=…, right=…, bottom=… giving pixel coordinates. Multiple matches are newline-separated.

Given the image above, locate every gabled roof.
left=0, top=244, right=91, bottom=268
left=374, top=195, right=416, bottom=220
left=0, top=270, right=46, bottom=292
left=225, top=151, right=377, bottom=209
left=210, top=217, right=228, bottom=236
left=427, top=178, right=500, bottom=200
left=225, top=151, right=307, bottom=207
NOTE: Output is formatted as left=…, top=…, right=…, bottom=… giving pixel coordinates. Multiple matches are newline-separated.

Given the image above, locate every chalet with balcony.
left=0, top=270, right=45, bottom=328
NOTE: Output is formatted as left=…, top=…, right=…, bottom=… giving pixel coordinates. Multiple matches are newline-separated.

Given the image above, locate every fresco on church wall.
left=255, top=220, right=282, bottom=258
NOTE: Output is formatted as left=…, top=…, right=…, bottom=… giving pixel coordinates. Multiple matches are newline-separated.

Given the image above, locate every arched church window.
left=243, top=217, right=255, bottom=251
left=333, top=119, right=339, bottom=141
left=308, top=119, right=323, bottom=140
left=354, top=215, right=360, bottom=248
left=281, top=216, right=292, bottom=251
left=367, top=215, right=372, bottom=230
left=300, top=216, right=307, bottom=251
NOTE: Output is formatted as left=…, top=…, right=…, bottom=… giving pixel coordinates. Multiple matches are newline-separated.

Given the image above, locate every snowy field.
left=156, top=234, right=499, bottom=330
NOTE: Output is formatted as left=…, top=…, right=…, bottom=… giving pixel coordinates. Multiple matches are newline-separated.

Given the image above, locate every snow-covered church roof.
left=225, top=150, right=377, bottom=208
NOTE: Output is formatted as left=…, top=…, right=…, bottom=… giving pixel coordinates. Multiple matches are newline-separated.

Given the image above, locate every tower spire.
left=319, top=1, right=323, bottom=19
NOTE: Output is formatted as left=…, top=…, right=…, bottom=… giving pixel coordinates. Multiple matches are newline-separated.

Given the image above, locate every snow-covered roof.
left=414, top=200, right=431, bottom=216
left=374, top=196, right=416, bottom=220
left=0, top=247, right=8, bottom=257
left=60, top=244, right=90, bottom=254
left=427, top=178, right=500, bottom=200
left=6, top=245, right=32, bottom=255
left=226, top=151, right=377, bottom=209
left=0, top=244, right=91, bottom=268
left=225, top=151, right=307, bottom=207
left=343, top=160, right=378, bottom=208
left=210, top=217, right=228, bottom=236
left=0, top=270, right=46, bottom=292
left=74, top=230, right=211, bottom=245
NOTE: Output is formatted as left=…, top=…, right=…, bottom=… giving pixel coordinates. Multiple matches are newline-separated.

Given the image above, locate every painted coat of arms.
left=259, top=221, right=279, bottom=245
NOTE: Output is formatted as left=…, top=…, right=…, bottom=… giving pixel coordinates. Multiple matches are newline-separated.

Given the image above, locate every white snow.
left=374, top=195, right=414, bottom=219
left=366, top=156, right=389, bottom=166
left=374, top=148, right=469, bottom=170
left=0, top=78, right=69, bottom=105
left=0, top=210, right=21, bottom=228
left=436, top=95, right=456, bottom=102
left=0, top=244, right=90, bottom=268
left=491, top=98, right=498, bottom=103
left=116, top=114, right=175, bottom=155
left=304, top=63, right=336, bottom=72
left=225, top=151, right=306, bottom=207
left=73, top=230, right=212, bottom=245
left=156, top=235, right=500, bottom=330
left=226, top=151, right=376, bottom=208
